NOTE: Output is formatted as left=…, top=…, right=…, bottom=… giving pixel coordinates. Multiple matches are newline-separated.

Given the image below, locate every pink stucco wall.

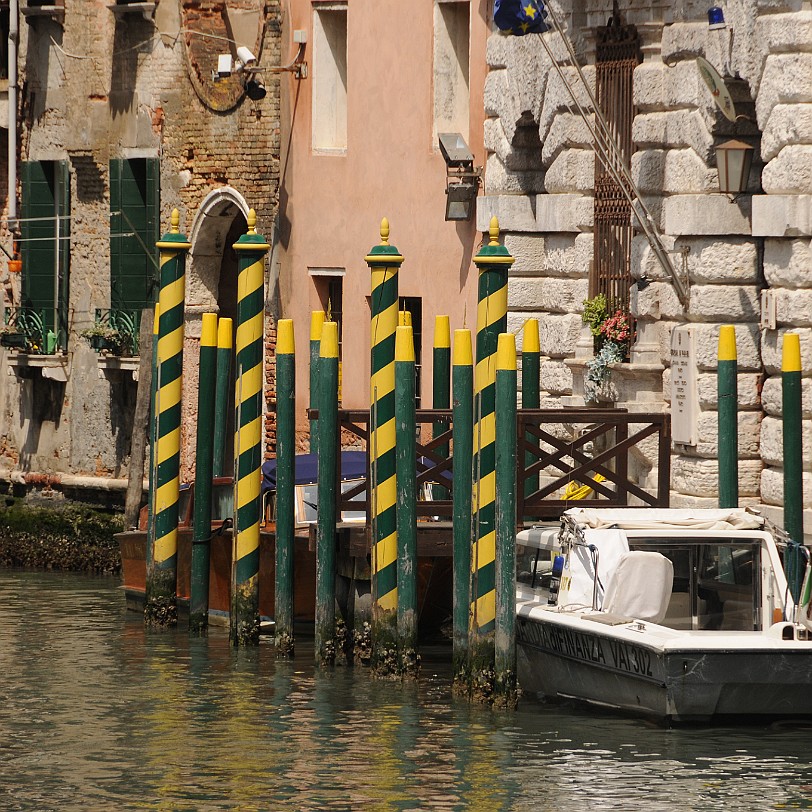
left=278, top=0, right=490, bottom=441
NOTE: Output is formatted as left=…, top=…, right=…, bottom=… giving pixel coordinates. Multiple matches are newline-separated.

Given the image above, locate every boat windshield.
left=628, top=537, right=761, bottom=631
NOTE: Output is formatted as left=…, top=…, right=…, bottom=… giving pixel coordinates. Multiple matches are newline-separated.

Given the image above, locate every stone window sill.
left=21, top=5, right=65, bottom=23
left=107, top=2, right=155, bottom=21
left=97, top=355, right=140, bottom=381
left=6, top=352, right=70, bottom=382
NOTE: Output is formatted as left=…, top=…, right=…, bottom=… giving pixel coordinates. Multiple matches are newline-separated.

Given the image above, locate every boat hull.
left=118, top=529, right=316, bottom=622
left=516, top=613, right=812, bottom=722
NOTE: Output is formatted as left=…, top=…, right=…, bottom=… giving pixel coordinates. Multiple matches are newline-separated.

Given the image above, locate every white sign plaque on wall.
left=670, top=325, right=698, bottom=446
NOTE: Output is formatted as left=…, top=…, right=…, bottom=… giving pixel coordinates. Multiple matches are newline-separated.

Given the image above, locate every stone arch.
left=181, top=186, right=251, bottom=478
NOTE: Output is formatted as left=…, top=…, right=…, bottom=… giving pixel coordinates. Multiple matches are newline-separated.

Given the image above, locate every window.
left=399, top=296, right=422, bottom=407
left=21, top=160, right=70, bottom=351
left=312, top=3, right=348, bottom=152
left=109, top=157, right=160, bottom=343
left=312, top=269, right=344, bottom=400
left=433, top=0, right=470, bottom=145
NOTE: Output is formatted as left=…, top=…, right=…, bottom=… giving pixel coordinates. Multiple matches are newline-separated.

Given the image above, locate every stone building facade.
left=479, top=0, right=812, bottom=537
left=0, top=0, right=282, bottom=499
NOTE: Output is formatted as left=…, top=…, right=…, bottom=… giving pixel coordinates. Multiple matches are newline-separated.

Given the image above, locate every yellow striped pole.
left=145, top=210, right=190, bottom=628
left=230, top=209, right=270, bottom=646
left=145, top=301, right=160, bottom=572
left=310, top=310, right=325, bottom=456
left=365, top=218, right=404, bottom=674
left=470, top=216, right=513, bottom=697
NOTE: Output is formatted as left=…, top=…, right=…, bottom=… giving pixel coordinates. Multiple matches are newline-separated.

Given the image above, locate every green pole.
left=522, top=319, right=540, bottom=509
left=212, top=318, right=233, bottom=477
left=783, top=333, right=803, bottom=544
left=494, top=333, right=518, bottom=709
left=395, top=325, right=419, bottom=678
left=316, top=320, right=339, bottom=665
left=145, top=209, right=190, bottom=628
left=275, top=318, right=296, bottom=656
left=470, top=216, right=514, bottom=700
left=190, top=312, right=218, bottom=634
left=452, top=328, right=473, bottom=690
left=717, top=325, right=738, bottom=509
left=433, top=315, right=451, bottom=501
left=145, top=302, right=160, bottom=572
left=365, top=218, right=404, bottom=675
left=230, top=210, right=270, bottom=647
left=310, top=310, right=325, bottom=456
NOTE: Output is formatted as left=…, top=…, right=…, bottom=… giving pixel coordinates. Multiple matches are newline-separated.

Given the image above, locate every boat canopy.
left=261, top=451, right=367, bottom=492
left=564, top=508, right=764, bottom=532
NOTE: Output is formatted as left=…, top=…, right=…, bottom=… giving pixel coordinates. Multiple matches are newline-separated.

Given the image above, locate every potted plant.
left=81, top=323, right=125, bottom=354
left=581, top=296, right=632, bottom=402
left=0, top=324, right=27, bottom=349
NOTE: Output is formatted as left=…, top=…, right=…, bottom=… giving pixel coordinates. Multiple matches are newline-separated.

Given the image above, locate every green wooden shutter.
left=56, top=159, right=70, bottom=347
left=110, top=157, right=160, bottom=318
left=21, top=161, right=57, bottom=334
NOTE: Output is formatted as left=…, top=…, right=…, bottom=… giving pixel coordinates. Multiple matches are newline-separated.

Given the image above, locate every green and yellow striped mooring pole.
left=717, top=325, right=738, bottom=509
left=365, top=218, right=404, bottom=674
left=230, top=210, right=270, bottom=647
left=310, top=310, right=325, bottom=457
left=396, top=324, right=419, bottom=678
left=495, top=333, right=518, bottom=708
left=783, top=332, right=803, bottom=546
left=433, top=315, right=451, bottom=501
left=452, top=329, right=474, bottom=689
left=522, top=318, right=540, bottom=510
left=190, top=312, right=219, bottom=634
left=212, top=317, right=233, bottom=478
left=470, top=216, right=513, bottom=699
left=275, top=318, right=296, bottom=657
left=145, top=210, right=190, bottom=628
left=316, top=320, right=340, bottom=665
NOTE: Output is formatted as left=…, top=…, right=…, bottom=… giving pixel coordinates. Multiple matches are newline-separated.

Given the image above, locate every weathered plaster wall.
left=0, top=0, right=281, bottom=491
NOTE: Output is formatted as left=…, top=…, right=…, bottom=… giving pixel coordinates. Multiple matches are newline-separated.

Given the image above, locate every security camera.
left=216, top=54, right=233, bottom=78
left=245, top=78, right=266, bottom=101
left=236, top=46, right=257, bottom=68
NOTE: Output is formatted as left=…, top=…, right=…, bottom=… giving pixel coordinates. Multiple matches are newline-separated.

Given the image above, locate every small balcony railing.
left=1, top=307, right=67, bottom=354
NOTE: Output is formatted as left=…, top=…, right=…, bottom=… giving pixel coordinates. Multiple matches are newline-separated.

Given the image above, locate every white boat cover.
left=563, top=507, right=763, bottom=531
left=558, top=529, right=629, bottom=610
left=603, top=550, right=674, bottom=623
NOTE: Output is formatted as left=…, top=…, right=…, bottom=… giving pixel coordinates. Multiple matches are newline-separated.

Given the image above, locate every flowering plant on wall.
left=581, top=296, right=633, bottom=402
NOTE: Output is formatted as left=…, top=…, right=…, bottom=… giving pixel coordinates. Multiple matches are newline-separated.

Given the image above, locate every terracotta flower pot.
left=7, top=260, right=21, bottom=274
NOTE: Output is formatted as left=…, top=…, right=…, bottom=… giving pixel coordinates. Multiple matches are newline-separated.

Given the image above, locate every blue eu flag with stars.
left=494, top=0, right=549, bottom=35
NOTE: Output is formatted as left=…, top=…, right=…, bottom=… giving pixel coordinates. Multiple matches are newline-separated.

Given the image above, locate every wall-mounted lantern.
left=438, top=133, right=482, bottom=221
left=715, top=139, right=754, bottom=199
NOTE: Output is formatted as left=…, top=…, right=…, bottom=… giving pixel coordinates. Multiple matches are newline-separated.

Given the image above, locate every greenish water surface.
left=0, top=570, right=811, bottom=811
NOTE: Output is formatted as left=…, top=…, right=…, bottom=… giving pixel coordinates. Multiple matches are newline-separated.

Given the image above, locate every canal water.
left=1, top=570, right=812, bottom=812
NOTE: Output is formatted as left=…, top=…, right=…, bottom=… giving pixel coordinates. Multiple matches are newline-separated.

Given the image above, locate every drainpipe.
left=8, top=0, right=18, bottom=233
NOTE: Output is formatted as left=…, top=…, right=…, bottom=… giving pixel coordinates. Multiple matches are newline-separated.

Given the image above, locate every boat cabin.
left=517, top=509, right=787, bottom=633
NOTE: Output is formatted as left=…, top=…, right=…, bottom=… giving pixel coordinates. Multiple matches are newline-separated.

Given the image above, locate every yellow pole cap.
left=434, top=315, right=451, bottom=349
left=523, top=318, right=540, bottom=354
left=152, top=303, right=160, bottom=336
left=783, top=332, right=802, bottom=373
left=496, top=332, right=517, bottom=371
left=717, top=325, right=736, bottom=361
left=453, top=329, right=472, bottom=366
left=395, top=325, right=415, bottom=362
left=310, top=311, right=325, bottom=341
left=217, top=317, right=233, bottom=349
left=201, top=313, right=218, bottom=347
left=277, top=319, right=295, bottom=354
left=320, top=320, right=339, bottom=358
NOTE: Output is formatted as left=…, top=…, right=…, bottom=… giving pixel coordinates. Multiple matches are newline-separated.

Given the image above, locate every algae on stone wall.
left=0, top=501, right=124, bottom=574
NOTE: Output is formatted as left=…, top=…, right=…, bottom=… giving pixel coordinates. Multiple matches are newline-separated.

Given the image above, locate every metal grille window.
left=592, top=15, right=641, bottom=316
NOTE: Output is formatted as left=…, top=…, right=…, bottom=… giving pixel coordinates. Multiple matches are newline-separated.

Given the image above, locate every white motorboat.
left=515, top=507, right=812, bottom=723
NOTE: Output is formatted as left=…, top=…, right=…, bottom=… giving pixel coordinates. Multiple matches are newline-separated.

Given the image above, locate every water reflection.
left=1, top=570, right=811, bottom=811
